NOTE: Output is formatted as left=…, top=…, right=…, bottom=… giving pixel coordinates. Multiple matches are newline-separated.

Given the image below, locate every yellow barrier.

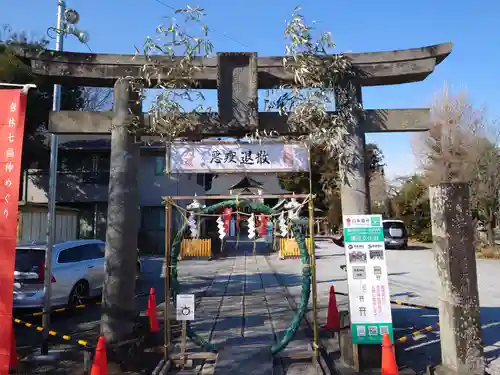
left=279, top=237, right=313, bottom=258
left=16, top=301, right=102, bottom=318
left=395, top=322, right=440, bottom=344
left=180, top=239, right=212, bottom=259
left=13, top=317, right=89, bottom=347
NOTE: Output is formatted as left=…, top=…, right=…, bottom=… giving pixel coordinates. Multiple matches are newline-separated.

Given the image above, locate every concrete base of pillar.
left=339, top=328, right=383, bottom=369
left=427, top=364, right=487, bottom=375
left=338, top=311, right=407, bottom=372
left=339, top=311, right=416, bottom=375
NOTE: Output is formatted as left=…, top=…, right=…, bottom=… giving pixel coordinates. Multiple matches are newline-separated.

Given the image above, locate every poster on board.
left=343, top=214, right=393, bottom=344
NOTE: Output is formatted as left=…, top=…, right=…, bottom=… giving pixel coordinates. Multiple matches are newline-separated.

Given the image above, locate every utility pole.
left=41, top=0, right=65, bottom=356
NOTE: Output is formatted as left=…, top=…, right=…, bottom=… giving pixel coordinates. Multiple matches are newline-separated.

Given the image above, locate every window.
left=82, top=244, right=105, bottom=260
left=59, top=244, right=105, bottom=263
left=141, top=206, right=165, bottom=231
left=383, top=221, right=407, bottom=237
left=154, top=156, right=165, bottom=175
left=58, top=246, right=85, bottom=263
left=96, top=154, right=110, bottom=172
left=58, top=153, right=94, bottom=172
left=197, top=173, right=204, bottom=187
left=15, top=248, right=46, bottom=272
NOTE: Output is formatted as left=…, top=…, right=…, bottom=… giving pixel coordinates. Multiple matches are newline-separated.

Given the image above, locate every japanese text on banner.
left=0, top=89, right=27, bottom=375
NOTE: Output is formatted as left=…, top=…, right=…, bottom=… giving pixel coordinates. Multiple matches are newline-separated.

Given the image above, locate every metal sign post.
left=42, top=0, right=66, bottom=356
left=176, top=294, right=195, bottom=367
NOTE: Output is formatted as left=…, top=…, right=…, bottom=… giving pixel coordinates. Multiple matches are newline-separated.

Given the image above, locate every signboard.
left=343, top=214, right=393, bottom=344
left=169, top=142, right=310, bottom=173
left=176, top=294, right=195, bottom=321
left=0, top=90, right=27, bottom=373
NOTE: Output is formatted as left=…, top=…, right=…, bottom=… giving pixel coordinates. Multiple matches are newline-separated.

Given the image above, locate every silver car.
left=14, top=240, right=142, bottom=309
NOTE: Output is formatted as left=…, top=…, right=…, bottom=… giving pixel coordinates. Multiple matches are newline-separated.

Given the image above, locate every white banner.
left=169, top=143, right=310, bottom=173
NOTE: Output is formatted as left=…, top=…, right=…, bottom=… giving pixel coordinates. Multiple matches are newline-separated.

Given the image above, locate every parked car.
left=14, top=240, right=143, bottom=309
left=383, top=219, right=408, bottom=249
left=331, top=219, right=409, bottom=250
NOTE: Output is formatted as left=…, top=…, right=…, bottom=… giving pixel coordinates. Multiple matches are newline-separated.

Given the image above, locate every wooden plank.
left=49, top=109, right=430, bottom=135
left=19, top=43, right=452, bottom=88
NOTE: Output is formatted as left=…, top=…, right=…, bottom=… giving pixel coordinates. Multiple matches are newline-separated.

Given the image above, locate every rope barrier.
left=168, top=194, right=312, bottom=222
left=390, top=300, right=438, bottom=310
left=15, top=302, right=102, bottom=319
left=14, top=293, right=150, bottom=319
left=331, top=290, right=439, bottom=311
left=330, top=290, right=440, bottom=345
left=13, top=317, right=90, bottom=347
left=395, top=322, right=440, bottom=345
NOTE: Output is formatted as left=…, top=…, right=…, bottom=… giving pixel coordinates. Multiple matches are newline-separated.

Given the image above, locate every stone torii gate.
left=27, top=42, right=452, bottom=216
left=17, top=42, right=452, bottom=370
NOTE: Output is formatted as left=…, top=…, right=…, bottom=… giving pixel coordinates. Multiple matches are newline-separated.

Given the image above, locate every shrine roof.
left=205, top=174, right=289, bottom=195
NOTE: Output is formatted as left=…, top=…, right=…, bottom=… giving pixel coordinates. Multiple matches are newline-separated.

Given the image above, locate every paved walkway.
left=170, top=246, right=313, bottom=374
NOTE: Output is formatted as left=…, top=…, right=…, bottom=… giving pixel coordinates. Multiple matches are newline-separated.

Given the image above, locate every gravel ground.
left=267, top=240, right=500, bottom=375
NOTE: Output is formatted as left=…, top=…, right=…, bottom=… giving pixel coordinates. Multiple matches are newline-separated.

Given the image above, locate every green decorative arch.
left=169, top=199, right=311, bottom=355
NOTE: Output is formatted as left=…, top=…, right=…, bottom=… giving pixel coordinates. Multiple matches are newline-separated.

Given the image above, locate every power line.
left=153, top=0, right=250, bottom=49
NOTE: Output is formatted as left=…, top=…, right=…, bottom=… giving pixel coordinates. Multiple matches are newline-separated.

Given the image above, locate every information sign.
left=176, top=294, right=195, bottom=321
left=343, top=214, right=393, bottom=344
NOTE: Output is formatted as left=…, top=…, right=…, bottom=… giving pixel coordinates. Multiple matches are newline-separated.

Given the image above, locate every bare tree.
left=79, top=87, right=113, bottom=112
left=370, top=170, right=387, bottom=206
left=413, top=86, right=484, bottom=183
left=470, top=133, right=500, bottom=246
left=413, top=85, right=500, bottom=246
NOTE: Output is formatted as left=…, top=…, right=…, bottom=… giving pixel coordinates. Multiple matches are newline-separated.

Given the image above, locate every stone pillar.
left=335, top=81, right=370, bottom=216
left=101, top=79, right=142, bottom=343
left=217, top=52, right=258, bottom=132
left=335, top=81, right=378, bottom=371
left=429, top=183, right=484, bottom=375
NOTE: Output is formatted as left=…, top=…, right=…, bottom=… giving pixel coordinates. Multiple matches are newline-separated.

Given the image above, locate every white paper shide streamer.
left=188, top=212, right=198, bottom=239
left=278, top=211, right=288, bottom=237
left=247, top=213, right=256, bottom=239
left=216, top=216, right=226, bottom=239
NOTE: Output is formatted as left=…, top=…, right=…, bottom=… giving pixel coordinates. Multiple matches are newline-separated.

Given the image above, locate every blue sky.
left=2, top=0, right=499, bottom=181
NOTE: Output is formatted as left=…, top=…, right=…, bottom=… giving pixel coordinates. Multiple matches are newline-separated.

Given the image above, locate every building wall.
left=24, top=154, right=206, bottom=205
left=17, top=204, right=79, bottom=244
left=24, top=152, right=207, bottom=251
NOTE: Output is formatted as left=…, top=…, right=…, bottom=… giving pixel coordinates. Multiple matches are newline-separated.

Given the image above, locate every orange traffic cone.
left=322, top=285, right=340, bottom=330
left=147, top=287, right=160, bottom=332
left=9, top=330, right=19, bottom=371
left=90, top=336, right=108, bottom=375
left=381, top=333, right=399, bottom=375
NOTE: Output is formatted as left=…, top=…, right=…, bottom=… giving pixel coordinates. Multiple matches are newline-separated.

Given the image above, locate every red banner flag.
left=0, top=90, right=27, bottom=374
left=259, top=214, right=267, bottom=237
left=223, top=208, right=232, bottom=233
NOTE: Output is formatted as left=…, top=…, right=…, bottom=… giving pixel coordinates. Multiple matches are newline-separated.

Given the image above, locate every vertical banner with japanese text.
left=0, top=90, right=26, bottom=373
left=343, top=214, right=393, bottom=344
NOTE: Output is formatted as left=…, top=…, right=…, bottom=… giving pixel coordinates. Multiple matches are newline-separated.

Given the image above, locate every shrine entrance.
left=163, top=192, right=317, bottom=363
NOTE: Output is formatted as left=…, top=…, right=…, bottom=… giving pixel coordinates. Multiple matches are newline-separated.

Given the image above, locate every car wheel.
left=400, top=242, right=408, bottom=250
left=68, top=280, right=89, bottom=306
